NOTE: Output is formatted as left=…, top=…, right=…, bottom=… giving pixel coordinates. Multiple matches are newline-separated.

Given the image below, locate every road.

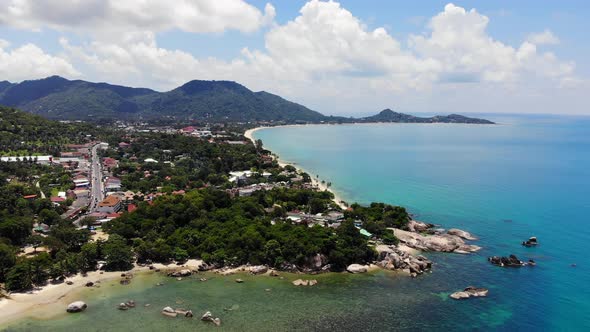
left=88, top=143, right=104, bottom=212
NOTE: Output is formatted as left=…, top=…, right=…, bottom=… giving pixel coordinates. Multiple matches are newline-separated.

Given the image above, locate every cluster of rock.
left=118, top=300, right=136, bottom=310
left=488, top=254, right=535, bottom=267
left=375, top=245, right=432, bottom=277
left=120, top=272, right=133, bottom=285
left=161, top=306, right=194, bottom=318
left=449, top=286, right=489, bottom=300
left=66, top=301, right=87, bottom=313
left=292, top=279, right=318, bottom=286
left=393, top=221, right=480, bottom=254
left=167, top=269, right=193, bottom=278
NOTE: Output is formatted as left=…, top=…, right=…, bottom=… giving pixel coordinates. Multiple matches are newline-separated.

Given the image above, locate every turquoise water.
left=6, top=115, right=589, bottom=331
left=254, top=115, right=590, bottom=330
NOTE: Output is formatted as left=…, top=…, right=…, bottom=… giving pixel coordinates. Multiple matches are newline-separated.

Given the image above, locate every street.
left=88, top=143, right=104, bottom=212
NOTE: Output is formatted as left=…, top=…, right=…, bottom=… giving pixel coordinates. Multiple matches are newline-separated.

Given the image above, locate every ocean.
left=6, top=114, right=590, bottom=331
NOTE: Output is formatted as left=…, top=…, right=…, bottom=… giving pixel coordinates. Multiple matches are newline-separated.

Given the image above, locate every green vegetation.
left=0, top=106, right=101, bottom=156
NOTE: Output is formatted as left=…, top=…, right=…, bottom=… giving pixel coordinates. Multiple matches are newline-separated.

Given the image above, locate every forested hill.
left=0, top=76, right=325, bottom=122
left=0, top=106, right=98, bottom=156
left=360, top=109, right=495, bottom=124
left=0, top=76, right=494, bottom=124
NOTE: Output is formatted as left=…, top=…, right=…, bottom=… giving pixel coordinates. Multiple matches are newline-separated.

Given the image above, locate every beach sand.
left=0, top=259, right=203, bottom=327
left=245, top=126, right=348, bottom=209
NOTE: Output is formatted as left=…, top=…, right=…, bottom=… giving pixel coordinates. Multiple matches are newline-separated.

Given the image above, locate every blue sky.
left=0, top=0, right=588, bottom=115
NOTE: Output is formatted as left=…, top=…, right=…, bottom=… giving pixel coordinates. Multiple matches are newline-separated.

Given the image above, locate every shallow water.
left=6, top=114, right=590, bottom=331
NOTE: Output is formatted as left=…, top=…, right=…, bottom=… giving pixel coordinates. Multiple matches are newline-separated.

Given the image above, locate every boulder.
left=168, top=269, right=192, bottom=277
left=235, top=279, right=244, bottom=283
left=269, top=270, right=280, bottom=277
left=85, top=281, right=94, bottom=287
left=201, top=311, right=221, bottom=326
left=125, top=300, right=135, bottom=308
left=292, top=279, right=307, bottom=286
left=66, top=301, right=87, bottom=313
left=407, top=220, right=434, bottom=232
left=450, top=286, right=489, bottom=299
left=346, top=264, right=368, bottom=274
left=522, top=237, right=538, bottom=247
left=249, top=265, right=268, bottom=275
left=118, top=303, right=128, bottom=310
left=162, top=306, right=178, bottom=318
left=308, top=280, right=318, bottom=286
left=66, top=281, right=74, bottom=285
left=447, top=229, right=477, bottom=241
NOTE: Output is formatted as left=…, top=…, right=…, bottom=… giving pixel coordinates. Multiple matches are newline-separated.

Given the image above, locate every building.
left=97, top=195, right=122, bottom=214
left=0, top=156, right=53, bottom=164
left=105, top=176, right=122, bottom=192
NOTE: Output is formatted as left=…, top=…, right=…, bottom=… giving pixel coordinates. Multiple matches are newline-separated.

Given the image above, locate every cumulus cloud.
left=0, top=0, right=275, bottom=34
left=0, top=41, right=79, bottom=82
left=2, top=1, right=580, bottom=113
left=527, top=29, right=560, bottom=45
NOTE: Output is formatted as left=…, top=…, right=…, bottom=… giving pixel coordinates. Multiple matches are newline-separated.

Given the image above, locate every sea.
left=6, top=114, right=590, bottom=331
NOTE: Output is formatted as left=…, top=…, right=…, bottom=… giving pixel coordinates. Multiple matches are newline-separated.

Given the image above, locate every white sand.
left=0, top=259, right=203, bottom=326
left=244, top=126, right=348, bottom=209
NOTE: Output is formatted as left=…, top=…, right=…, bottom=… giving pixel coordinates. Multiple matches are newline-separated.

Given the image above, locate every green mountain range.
left=0, top=76, right=493, bottom=124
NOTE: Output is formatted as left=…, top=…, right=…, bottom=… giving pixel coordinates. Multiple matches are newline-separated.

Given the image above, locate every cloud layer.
left=0, top=1, right=583, bottom=114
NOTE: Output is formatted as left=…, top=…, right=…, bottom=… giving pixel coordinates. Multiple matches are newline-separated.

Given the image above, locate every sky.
left=0, top=0, right=588, bottom=116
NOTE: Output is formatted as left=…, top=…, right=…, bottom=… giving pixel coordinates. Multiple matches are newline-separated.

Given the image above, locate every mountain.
left=360, top=109, right=494, bottom=124
left=0, top=76, right=324, bottom=122
left=0, top=76, right=494, bottom=124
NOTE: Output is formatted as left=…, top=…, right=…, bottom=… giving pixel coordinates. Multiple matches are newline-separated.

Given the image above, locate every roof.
left=23, top=194, right=37, bottom=199
left=50, top=197, right=66, bottom=202
left=127, top=204, right=137, bottom=212
left=99, top=195, right=122, bottom=207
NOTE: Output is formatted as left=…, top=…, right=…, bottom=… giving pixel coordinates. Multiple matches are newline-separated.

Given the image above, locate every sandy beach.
left=244, top=126, right=348, bottom=209
left=0, top=259, right=203, bottom=327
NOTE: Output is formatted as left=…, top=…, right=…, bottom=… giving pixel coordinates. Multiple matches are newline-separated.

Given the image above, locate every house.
left=103, top=157, right=119, bottom=170
left=127, top=204, right=137, bottom=213
left=118, top=142, right=131, bottom=148
left=73, top=174, right=90, bottom=188
left=97, top=195, right=122, bottom=214
left=50, top=196, right=66, bottom=205
left=105, top=177, right=122, bottom=191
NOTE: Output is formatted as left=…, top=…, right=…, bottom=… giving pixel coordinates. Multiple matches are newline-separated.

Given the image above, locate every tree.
left=78, top=242, right=99, bottom=272
left=0, top=243, right=16, bottom=282
left=263, top=240, right=283, bottom=267
left=103, top=235, right=134, bottom=271
left=255, top=139, right=263, bottom=152
left=26, top=235, right=44, bottom=253
left=5, top=261, right=32, bottom=292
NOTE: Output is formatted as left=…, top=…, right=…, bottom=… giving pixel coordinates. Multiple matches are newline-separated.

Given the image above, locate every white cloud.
left=0, top=0, right=275, bottom=34
left=0, top=42, right=79, bottom=82
left=3, top=1, right=582, bottom=114
left=527, top=29, right=560, bottom=45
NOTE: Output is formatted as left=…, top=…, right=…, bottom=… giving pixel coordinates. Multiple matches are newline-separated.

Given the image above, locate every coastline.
left=0, top=259, right=203, bottom=327
left=245, top=126, right=348, bottom=209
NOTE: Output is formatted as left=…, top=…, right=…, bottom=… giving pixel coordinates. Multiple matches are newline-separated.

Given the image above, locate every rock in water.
left=118, top=303, right=128, bottom=310
left=162, top=306, right=178, bottom=318
left=235, top=278, right=244, bottom=283
left=66, top=301, right=87, bottom=313
left=346, top=264, right=369, bottom=273
left=522, top=236, right=538, bottom=247
left=450, top=286, right=489, bottom=299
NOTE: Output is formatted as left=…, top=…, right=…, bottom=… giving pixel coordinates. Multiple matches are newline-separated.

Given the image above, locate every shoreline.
left=245, top=126, right=348, bottom=209
left=0, top=259, right=203, bottom=327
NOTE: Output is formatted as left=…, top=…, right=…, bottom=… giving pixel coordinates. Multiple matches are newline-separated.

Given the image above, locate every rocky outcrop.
left=376, top=246, right=432, bottom=277
left=346, top=264, right=369, bottom=273
left=447, top=229, right=477, bottom=241
left=488, top=254, right=526, bottom=267
left=406, top=220, right=435, bottom=232
left=66, top=301, right=87, bottom=313
left=450, top=286, right=489, bottom=300
left=392, top=229, right=480, bottom=254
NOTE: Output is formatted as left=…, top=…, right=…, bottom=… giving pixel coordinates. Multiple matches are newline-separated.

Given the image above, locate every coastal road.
left=88, top=143, right=104, bottom=212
